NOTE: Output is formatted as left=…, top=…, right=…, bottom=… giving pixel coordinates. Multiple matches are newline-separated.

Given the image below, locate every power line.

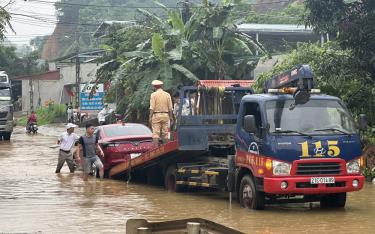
left=10, top=12, right=100, bottom=26
left=26, top=0, right=292, bottom=9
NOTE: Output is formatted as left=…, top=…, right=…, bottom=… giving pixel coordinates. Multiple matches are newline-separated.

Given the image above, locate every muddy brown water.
left=0, top=126, right=375, bottom=233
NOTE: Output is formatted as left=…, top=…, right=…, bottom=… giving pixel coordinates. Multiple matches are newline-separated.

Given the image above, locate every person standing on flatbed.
left=149, top=80, right=173, bottom=145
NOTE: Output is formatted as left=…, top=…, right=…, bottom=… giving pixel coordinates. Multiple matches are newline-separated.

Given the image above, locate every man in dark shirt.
left=77, top=124, right=104, bottom=181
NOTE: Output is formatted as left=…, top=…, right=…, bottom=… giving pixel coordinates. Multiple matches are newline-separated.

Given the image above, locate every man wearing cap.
left=149, top=80, right=173, bottom=145
left=55, top=123, right=80, bottom=173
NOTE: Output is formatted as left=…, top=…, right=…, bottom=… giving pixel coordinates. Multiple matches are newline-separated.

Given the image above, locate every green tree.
left=255, top=42, right=375, bottom=126
left=0, top=1, right=13, bottom=40
left=97, top=0, right=266, bottom=121
left=0, top=45, right=47, bottom=77
left=47, top=0, right=256, bottom=58
left=245, top=1, right=305, bottom=24
left=304, top=0, right=375, bottom=80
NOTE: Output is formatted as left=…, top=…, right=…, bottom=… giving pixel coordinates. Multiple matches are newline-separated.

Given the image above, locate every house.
left=12, top=62, right=100, bottom=111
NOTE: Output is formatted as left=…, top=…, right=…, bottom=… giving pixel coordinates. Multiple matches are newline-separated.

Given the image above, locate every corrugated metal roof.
left=198, top=80, right=255, bottom=88
left=237, top=23, right=313, bottom=34
left=12, top=70, right=60, bottom=81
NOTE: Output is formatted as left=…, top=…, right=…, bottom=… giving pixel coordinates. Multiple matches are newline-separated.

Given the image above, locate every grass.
left=17, top=104, right=66, bottom=126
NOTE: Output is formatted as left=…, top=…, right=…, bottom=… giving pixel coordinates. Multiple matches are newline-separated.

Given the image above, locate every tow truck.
left=108, top=65, right=366, bottom=210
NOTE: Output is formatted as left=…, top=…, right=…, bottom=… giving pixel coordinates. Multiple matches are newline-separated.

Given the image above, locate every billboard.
left=80, top=84, right=104, bottom=110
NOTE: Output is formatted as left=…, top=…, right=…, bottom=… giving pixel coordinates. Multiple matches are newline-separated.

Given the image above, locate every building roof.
left=12, top=70, right=60, bottom=81
left=237, top=23, right=313, bottom=35
left=197, top=80, right=255, bottom=88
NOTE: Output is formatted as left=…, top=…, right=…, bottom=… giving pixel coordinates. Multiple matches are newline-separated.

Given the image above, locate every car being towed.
left=96, top=123, right=155, bottom=172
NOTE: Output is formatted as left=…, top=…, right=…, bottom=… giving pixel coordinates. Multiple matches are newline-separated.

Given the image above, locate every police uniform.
left=149, top=80, right=172, bottom=142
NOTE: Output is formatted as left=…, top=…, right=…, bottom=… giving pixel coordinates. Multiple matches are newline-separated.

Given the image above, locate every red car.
left=96, top=123, right=155, bottom=172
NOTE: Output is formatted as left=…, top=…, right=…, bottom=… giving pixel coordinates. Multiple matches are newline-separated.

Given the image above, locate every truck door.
left=237, top=101, right=264, bottom=154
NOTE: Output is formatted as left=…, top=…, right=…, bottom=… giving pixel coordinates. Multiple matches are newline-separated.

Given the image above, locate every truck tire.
left=3, top=132, right=11, bottom=141
left=164, top=165, right=186, bottom=192
left=320, top=192, right=346, bottom=208
left=239, top=175, right=265, bottom=210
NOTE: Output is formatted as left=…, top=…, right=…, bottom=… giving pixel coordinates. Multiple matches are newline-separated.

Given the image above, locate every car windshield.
left=103, top=125, right=152, bottom=138
left=266, top=99, right=356, bottom=135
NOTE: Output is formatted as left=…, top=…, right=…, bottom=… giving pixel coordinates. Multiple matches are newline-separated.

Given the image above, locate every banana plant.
left=97, top=0, right=266, bottom=121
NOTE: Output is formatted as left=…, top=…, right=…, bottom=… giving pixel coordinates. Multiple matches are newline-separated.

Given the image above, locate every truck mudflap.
left=263, top=175, right=364, bottom=194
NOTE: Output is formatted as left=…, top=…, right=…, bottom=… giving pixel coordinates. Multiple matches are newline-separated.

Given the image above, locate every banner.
left=80, top=84, right=104, bottom=110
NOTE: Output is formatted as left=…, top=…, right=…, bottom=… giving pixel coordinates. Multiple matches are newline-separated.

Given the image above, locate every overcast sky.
left=3, top=0, right=57, bottom=45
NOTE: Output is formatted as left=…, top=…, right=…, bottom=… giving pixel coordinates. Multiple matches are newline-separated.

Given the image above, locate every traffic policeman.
left=149, top=80, right=173, bottom=145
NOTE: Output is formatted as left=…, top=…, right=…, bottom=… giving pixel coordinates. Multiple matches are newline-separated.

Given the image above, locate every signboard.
left=80, top=84, right=104, bottom=110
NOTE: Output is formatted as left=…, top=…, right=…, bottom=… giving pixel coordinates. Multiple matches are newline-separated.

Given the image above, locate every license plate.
left=310, top=177, right=335, bottom=184
left=130, top=153, right=141, bottom=159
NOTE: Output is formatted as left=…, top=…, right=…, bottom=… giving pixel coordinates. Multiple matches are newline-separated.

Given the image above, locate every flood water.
left=1, top=126, right=375, bottom=233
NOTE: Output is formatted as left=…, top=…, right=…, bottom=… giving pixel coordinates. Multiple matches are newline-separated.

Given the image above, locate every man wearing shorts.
left=77, top=124, right=104, bottom=181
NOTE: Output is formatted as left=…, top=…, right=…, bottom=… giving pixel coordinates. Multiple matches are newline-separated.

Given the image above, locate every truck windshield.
left=0, top=75, right=8, bottom=83
left=266, top=99, right=356, bottom=135
left=0, top=88, right=11, bottom=101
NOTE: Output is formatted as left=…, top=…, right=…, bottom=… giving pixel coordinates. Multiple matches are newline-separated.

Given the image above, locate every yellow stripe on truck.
left=204, top=171, right=219, bottom=175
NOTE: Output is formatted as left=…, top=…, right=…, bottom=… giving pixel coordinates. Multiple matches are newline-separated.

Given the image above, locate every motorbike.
left=27, top=122, right=38, bottom=134
left=98, top=111, right=114, bottom=125
left=98, top=114, right=107, bottom=125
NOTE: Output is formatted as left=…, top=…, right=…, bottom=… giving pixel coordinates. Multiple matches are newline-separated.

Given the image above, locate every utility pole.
left=29, top=78, right=33, bottom=111
left=75, top=31, right=81, bottom=108
left=180, top=0, right=191, bottom=24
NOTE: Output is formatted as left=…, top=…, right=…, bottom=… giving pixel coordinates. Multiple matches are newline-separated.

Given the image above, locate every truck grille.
left=0, top=112, right=8, bottom=118
left=296, top=162, right=342, bottom=175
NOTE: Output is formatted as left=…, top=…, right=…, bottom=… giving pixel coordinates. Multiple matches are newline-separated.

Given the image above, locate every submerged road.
left=0, top=126, right=375, bottom=233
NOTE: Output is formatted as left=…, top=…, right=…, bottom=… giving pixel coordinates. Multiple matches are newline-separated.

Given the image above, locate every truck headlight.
left=346, top=159, right=360, bottom=174
left=273, top=160, right=291, bottom=176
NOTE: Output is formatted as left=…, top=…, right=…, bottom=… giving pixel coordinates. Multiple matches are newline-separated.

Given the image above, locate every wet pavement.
left=1, top=126, right=375, bottom=233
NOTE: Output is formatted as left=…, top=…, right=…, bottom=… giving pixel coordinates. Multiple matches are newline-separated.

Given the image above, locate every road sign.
left=80, top=84, right=104, bottom=110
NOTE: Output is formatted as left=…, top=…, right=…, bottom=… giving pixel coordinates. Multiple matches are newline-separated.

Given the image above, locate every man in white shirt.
left=55, top=123, right=80, bottom=173
left=67, top=104, right=73, bottom=123
left=98, top=103, right=113, bottom=125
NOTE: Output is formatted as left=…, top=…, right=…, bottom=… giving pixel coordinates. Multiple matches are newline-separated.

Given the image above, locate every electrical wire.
left=26, top=0, right=293, bottom=9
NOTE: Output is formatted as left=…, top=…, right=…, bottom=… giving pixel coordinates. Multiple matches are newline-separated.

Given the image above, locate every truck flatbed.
left=109, top=136, right=206, bottom=178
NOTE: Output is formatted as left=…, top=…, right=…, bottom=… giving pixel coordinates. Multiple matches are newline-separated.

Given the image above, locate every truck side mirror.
left=244, top=115, right=257, bottom=133
left=359, top=114, right=367, bottom=131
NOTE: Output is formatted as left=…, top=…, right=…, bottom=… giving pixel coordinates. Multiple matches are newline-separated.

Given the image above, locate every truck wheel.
left=239, top=175, right=265, bottom=210
left=164, top=166, right=186, bottom=192
left=320, top=192, right=346, bottom=208
left=3, top=132, right=11, bottom=141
